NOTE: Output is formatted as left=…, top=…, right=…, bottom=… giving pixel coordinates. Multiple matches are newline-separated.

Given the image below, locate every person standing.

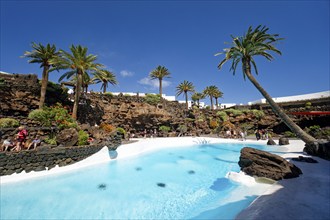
left=12, top=126, right=28, bottom=151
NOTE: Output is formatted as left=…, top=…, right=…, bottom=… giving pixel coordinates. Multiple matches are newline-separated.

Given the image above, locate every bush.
left=177, top=125, right=187, bottom=133
left=100, top=123, right=116, bottom=133
left=159, top=125, right=171, bottom=132
left=104, top=92, right=113, bottom=97
left=78, top=130, right=89, bottom=146
left=0, top=118, right=19, bottom=128
left=28, top=103, right=77, bottom=129
left=44, top=136, right=57, bottom=145
left=283, top=131, right=296, bottom=138
left=28, top=109, right=52, bottom=126
left=216, top=111, right=228, bottom=121
left=144, top=94, right=161, bottom=105
left=224, top=109, right=243, bottom=116
left=209, top=119, right=219, bottom=129
left=251, top=109, right=265, bottom=119
left=305, top=102, right=312, bottom=109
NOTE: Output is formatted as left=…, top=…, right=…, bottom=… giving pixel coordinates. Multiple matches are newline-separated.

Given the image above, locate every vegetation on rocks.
left=0, top=118, right=19, bottom=128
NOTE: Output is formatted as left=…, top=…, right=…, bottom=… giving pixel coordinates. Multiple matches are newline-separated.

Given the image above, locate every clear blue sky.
left=1, top=0, right=329, bottom=104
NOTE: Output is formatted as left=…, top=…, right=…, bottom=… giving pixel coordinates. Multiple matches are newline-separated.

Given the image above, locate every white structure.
left=111, top=92, right=176, bottom=101
left=219, top=103, right=237, bottom=109
left=248, top=91, right=330, bottom=105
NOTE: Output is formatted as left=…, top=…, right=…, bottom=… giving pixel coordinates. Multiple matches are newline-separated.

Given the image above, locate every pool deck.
left=1, top=137, right=329, bottom=219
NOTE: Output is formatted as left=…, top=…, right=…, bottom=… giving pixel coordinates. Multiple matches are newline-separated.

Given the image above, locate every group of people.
left=0, top=126, right=41, bottom=152
left=225, top=129, right=247, bottom=141
left=254, top=129, right=269, bottom=140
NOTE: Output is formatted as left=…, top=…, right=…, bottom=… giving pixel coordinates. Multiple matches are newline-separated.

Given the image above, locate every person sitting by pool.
left=27, top=135, right=41, bottom=150
left=11, top=126, right=28, bottom=152
left=1, top=138, right=14, bottom=151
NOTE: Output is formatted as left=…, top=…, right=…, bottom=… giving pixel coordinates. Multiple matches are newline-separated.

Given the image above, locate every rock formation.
left=238, top=147, right=302, bottom=180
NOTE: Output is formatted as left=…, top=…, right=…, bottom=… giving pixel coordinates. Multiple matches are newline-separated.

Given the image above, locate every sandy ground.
left=1, top=137, right=329, bottom=219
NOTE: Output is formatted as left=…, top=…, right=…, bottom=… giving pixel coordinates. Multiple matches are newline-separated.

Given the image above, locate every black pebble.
left=188, top=170, right=195, bottom=174
left=98, top=184, right=107, bottom=190
left=157, top=183, right=166, bottom=188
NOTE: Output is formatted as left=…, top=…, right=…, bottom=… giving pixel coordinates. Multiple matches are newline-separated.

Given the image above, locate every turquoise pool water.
left=0, top=143, right=276, bottom=219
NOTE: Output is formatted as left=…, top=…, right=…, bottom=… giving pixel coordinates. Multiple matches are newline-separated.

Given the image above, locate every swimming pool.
left=0, top=142, right=279, bottom=219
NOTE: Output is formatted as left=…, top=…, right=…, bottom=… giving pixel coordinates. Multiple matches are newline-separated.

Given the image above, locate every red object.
left=290, top=111, right=330, bottom=115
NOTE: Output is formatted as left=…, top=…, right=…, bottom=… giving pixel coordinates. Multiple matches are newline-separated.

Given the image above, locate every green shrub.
left=116, top=127, right=126, bottom=135
left=28, top=103, right=77, bottom=129
left=44, top=136, right=57, bottom=145
left=177, top=125, right=187, bottom=133
left=216, top=111, right=228, bottom=121
left=144, top=94, right=161, bottom=105
left=78, top=130, right=89, bottom=146
left=305, top=102, right=312, bottom=109
left=28, top=109, right=52, bottom=126
left=159, top=125, right=171, bottom=132
left=0, top=118, right=19, bottom=128
left=283, top=131, right=296, bottom=138
left=251, top=109, right=265, bottom=119
left=209, top=119, right=219, bottom=129
left=224, top=109, right=243, bottom=116
left=104, top=92, right=113, bottom=97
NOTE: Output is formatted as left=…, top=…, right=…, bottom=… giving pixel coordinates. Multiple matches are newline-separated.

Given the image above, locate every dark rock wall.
left=0, top=144, right=118, bottom=176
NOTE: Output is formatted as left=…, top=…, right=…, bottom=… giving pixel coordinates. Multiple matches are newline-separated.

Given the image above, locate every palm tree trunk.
left=103, top=82, right=107, bottom=93
left=159, top=79, right=163, bottom=97
left=197, top=99, right=200, bottom=108
left=244, top=62, right=316, bottom=144
left=72, top=72, right=82, bottom=119
left=185, top=91, right=188, bottom=110
left=39, top=65, right=50, bottom=109
left=215, top=98, right=219, bottom=109
left=210, top=97, right=213, bottom=110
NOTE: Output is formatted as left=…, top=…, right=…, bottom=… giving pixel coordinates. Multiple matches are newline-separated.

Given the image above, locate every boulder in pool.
left=238, top=147, right=302, bottom=180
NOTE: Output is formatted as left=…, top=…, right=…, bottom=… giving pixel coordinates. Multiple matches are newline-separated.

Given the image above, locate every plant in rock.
left=100, top=123, right=116, bottom=133
left=209, top=119, right=219, bottom=129
left=159, top=125, right=171, bottom=132
left=224, top=109, right=243, bottom=116
left=78, top=130, right=89, bottom=146
left=251, top=109, right=265, bottom=119
left=0, top=118, right=19, bottom=128
left=116, top=127, right=126, bottom=139
left=44, top=136, right=57, bottom=145
left=216, top=111, right=228, bottom=121
left=28, top=103, right=77, bottom=129
left=216, top=25, right=317, bottom=145
left=144, top=94, right=161, bottom=105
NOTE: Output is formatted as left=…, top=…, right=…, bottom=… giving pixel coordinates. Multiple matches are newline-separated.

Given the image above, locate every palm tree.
left=149, top=65, right=171, bottom=98
left=213, top=88, right=223, bottom=109
left=203, top=86, right=218, bottom=110
left=57, top=45, right=104, bottom=119
left=22, top=43, right=60, bottom=109
left=93, top=70, right=118, bottom=93
left=216, top=25, right=316, bottom=144
left=176, top=80, right=195, bottom=110
left=191, top=92, right=205, bottom=108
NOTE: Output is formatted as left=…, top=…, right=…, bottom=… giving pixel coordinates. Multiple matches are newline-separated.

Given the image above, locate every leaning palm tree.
left=176, top=80, right=195, bottom=110
left=191, top=92, right=205, bottom=108
left=213, top=88, right=223, bottom=109
left=22, top=43, right=60, bottom=109
left=93, top=70, right=118, bottom=93
left=203, top=85, right=218, bottom=110
left=216, top=25, right=316, bottom=144
left=149, top=65, right=171, bottom=98
left=57, top=45, right=104, bottom=119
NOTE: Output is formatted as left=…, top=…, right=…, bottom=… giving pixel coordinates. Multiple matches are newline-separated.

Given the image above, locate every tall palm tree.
left=213, top=88, right=223, bottom=109
left=176, top=80, right=195, bottom=110
left=93, top=70, right=118, bottom=93
left=22, top=43, right=60, bottom=109
left=216, top=25, right=316, bottom=144
left=57, top=45, right=104, bottom=119
left=191, top=92, right=205, bottom=108
left=203, top=86, right=218, bottom=110
left=149, top=65, right=171, bottom=98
